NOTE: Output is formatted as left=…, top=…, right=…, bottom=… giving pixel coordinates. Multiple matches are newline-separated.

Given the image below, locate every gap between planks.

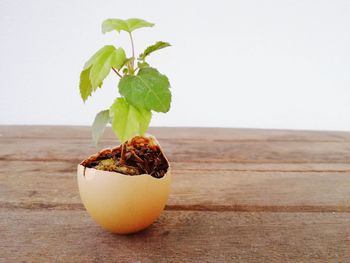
left=1, top=158, right=350, bottom=173
left=1, top=202, right=350, bottom=213
left=2, top=136, right=349, bottom=143
left=2, top=126, right=350, bottom=142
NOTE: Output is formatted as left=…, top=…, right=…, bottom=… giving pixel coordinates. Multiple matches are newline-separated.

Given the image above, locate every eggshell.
left=77, top=138, right=171, bottom=234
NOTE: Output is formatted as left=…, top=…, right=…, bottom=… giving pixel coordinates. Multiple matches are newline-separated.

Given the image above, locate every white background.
left=1, top=0, right=349, bottom=130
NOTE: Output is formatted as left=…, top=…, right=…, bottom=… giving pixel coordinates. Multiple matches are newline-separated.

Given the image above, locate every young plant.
left=79, top=18, right=172, bottom=145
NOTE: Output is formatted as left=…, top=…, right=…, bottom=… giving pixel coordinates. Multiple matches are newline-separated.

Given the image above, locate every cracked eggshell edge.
left=77, top=136, right=171, bottom=234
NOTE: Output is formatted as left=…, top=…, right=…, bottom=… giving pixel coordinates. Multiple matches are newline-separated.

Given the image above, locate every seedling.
left=79, top=18, right=171, bottom=145
left=77, top=19, right=172, bottom=233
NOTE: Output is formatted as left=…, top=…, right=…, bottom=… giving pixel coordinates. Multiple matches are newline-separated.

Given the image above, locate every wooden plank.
left=1, top=126, right=350, bottom=262
left=173, top=161, right=350, bottom=172
left=2, top=137, right=350, bottom=165
left=1, top=125, right=350, bottom=141
left=1, top=209, right=349, bottom=262
left=1, top=161, right=350, bottom=212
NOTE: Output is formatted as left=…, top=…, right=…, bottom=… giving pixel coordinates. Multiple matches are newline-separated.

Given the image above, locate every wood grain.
left=1, top=161, right=350, bottom=212
left=2, top=133, right=350, bottom=166
left=1, top=126, right=350, bottom=262
left=1, top=209, right=350, bottom=263
left=2, top=125, right=350, bottom=141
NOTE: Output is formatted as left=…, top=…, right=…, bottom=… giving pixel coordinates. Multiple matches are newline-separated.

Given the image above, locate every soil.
left=80, top=136, right=169, bottom=178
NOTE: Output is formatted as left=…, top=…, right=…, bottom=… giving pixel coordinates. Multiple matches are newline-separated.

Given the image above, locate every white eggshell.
left=77, top=167, right=171, bottom=234
left=77, top=137, right=171, bottom=234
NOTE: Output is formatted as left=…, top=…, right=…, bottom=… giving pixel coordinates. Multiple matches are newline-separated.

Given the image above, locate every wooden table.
left=1, top=126, right=350, bottom=262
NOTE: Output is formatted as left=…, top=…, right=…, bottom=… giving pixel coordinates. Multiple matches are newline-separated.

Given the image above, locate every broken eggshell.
left=77, top=136, right=171, bottom=234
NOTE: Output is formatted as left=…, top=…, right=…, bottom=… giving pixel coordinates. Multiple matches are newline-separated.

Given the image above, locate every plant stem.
left=128, top=32, right=135, bottom=72
left=129, top=32, right=135, bottom=59
left=112, top=67, right=123, bottom=78
left=120, top=143, right=126, bottom=165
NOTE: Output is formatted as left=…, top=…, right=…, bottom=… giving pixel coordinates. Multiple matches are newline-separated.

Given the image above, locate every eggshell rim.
left=78, top=164, right=171, bottom=179
left=78, top=134, right=170, bottom=179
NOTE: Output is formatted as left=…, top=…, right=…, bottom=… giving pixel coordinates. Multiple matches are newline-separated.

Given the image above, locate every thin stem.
left=119, top=143, right=126, bottom=165
left=112, top=67, right=122, bottom=78
left=128, top=32, right=135, bottom=73
left=131, top=150, right=144, bottom=163
left=129, top=32, right=135, bottom=59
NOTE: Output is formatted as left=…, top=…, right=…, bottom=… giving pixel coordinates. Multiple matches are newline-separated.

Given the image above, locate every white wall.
left=1, top=0, right=350, bottom=130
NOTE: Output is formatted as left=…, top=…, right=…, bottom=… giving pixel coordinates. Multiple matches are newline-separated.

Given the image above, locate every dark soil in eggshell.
left=81, top=136, right=169, bottom=178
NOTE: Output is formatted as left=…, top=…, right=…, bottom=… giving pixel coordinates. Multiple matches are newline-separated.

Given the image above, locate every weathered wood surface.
left=1, top=210, right=349, bottom=262
left=1, top=126, right=350, bottom=262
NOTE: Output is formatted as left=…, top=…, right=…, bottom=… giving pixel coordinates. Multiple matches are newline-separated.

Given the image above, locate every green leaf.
left=92, top=110, right=110, bottom=145
left=118, top=68, right=171, bottom=113
left=122, top=68, right=128, bottom=75
left=102, top=18, right=154, bottom=34
left=90, top=48, right=125, bottom=88
left=79, top=67, right=93, bottom=102
left=138, top=112, right=152, bottom=136
left=83, top=45, right=126, bottom=92
left=138, top=41, right=171, bottom=61
left=84, top=46, right=113, bottom=69
left=109, top=98, right=151, bottom=143
left=137, top=61, right=150, bottom=69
